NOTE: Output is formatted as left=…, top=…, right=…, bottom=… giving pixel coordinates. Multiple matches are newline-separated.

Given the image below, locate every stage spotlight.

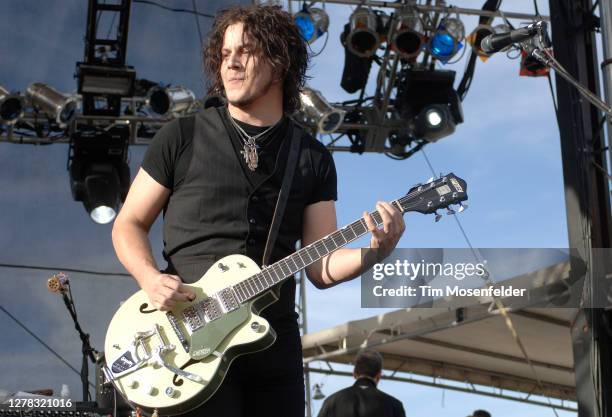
left=147, top=85, right=196, bottom=117
left=346, top=8, right=381, bottom=57
left=26, top=83, right=78, bottom=126
left=69, top=126, right=130, bottom=224
left=390, top=9, right=424, bottom=60
left=428, top=17, right=465, bottom=63
left=82, top=163, right=123, bottom=224
left=294, top=6, right=329, bottom=44
left=0, top=86, right=24, bottom=125
left=468, top=24, right=495, bottom=57
left=70, top=161, right=129, bottom=224
left=300, top=87, right=345, bottom=134
left=340, top=23, right=374, bottom=93
left=416, top=104, right=456, bottom=142
left=396, top=68, right=463, bottom=142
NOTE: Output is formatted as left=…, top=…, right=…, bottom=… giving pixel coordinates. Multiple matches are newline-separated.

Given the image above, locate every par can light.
left=294, top=6, right=329, bottom=44
left=391, top=10, right=424, bottom=60
left=26, top=82, right=78, bottom=126
left=300, top=87, right=345, bottom=134
left=346, top=8, right=381, bottom=58
left=429, top=17, right=465, bottom=63
left=147, top=86, right=196, bottom=117
left=0, top=86, right=24, bottom=125
left=469, top=24, right=495, bottom=57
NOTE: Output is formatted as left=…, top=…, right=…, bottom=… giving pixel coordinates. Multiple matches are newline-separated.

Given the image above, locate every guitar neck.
left=230, top=200, right=404, bottom=304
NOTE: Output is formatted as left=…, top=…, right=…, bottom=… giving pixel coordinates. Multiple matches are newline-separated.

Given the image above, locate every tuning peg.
left=458, top=203, right=468, bottom=212
left=434, top=211, right=442, bottom=222
left=446, top=207, right=455, bottom=215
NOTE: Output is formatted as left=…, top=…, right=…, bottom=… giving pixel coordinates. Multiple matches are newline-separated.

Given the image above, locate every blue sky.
left=0, top=1, right=579, bottom=416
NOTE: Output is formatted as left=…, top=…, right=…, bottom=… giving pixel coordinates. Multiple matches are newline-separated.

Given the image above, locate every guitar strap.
left=262, top=122, right=302, bottom=268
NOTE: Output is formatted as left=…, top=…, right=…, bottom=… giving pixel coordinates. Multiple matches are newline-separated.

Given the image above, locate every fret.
left=343, top=226, right=356, bottom=240
left=254, top=276, right=263, bottom=292
left=312, top=243, right=324, bottom=257
left=333, top=231, right=347, bottom=246
left=269, top=266, right=282, bottom=283
left=246, top=279, right=256, bottom=296
left=301, top=248, right=314, bottom=263
left=295, top=251, right=308, bottom=268
left=258, top=274, right=269, bottom=290
left=286, top=256, right=299, bottom=272
left=308, top=247, right=317, bottom=262
left=278, top=260, right=291, bottom=277
left=261, top=270, right=272, bottom=287
left=322, top=238, right=336, bottom=253
left=235, top=284, right=246, bottom=303
left=253, top=276, right=262, bottom=292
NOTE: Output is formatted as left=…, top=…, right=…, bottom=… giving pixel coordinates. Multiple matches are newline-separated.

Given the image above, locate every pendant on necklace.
left=241, top=139, right=258, bottom=171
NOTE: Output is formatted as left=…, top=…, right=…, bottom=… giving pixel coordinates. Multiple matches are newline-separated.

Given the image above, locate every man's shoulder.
left=323, top=385, right=356, bottom=402
left=378, top=389, right=404, bottom=408
left=290, top=118, right=333, bottom=158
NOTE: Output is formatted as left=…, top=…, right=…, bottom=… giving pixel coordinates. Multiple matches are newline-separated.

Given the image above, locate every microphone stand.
left=60, top=283, right=99, bottom=402
left=529, top=23, right=612, bottom=119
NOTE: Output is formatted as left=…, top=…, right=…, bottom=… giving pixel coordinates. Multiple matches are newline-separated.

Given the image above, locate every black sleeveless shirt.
left=141, top=105, right=337, bottom=332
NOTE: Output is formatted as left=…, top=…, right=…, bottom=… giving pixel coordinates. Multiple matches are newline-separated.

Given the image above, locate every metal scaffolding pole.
left=296, top=270, right=313, bottom=417
left=548, top=1, right=612, bottom=417
left=600, top=0, right=612, bottom=183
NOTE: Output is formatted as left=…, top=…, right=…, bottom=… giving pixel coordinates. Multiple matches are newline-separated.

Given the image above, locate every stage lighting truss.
left=0, top=84, right=199, bottom=145
left=294, top=5, right=329, bottom=44
left=1, top=2, right=547, bottom=161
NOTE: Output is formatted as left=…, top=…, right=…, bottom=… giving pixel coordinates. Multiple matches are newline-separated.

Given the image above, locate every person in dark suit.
left=317, top=349, right=406, bottom=417
left=469, top=410, right=491, bottom=417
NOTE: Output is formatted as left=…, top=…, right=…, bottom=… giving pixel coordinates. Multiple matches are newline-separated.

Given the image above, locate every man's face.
left=220, top=22, right=276, bottom=108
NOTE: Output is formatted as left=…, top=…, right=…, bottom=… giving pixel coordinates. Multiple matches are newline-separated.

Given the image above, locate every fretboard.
left=230, top=200, right=405, bottom=304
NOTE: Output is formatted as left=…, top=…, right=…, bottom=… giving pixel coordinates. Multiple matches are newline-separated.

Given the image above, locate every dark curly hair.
left=203, top=4, right=309, bottom=114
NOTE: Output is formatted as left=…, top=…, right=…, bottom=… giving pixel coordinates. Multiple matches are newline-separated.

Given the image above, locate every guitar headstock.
left=398, top=173, right=468, bottom=217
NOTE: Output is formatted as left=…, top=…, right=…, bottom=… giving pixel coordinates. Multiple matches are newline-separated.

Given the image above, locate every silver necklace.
left=228, top=114, right=279, bottom=171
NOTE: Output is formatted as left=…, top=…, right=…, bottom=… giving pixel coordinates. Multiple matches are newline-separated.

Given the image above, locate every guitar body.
left=104, top=255, right=278, bottom=416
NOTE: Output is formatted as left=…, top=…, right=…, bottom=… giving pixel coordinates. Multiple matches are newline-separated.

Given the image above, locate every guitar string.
left=180, top=181, right=465, bottom=324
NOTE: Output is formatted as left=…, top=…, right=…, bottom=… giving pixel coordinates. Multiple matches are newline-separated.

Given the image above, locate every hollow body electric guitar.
left=103, top=174, right=468, bottom=416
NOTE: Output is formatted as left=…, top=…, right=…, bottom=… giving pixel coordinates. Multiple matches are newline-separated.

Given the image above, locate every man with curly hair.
left=112, top=4, right=405, bottom=417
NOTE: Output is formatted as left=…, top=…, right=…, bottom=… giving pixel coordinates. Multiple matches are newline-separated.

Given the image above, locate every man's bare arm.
left=112, top=168, right=194, bottom=310
left=302, top=200, right=405, bottom=289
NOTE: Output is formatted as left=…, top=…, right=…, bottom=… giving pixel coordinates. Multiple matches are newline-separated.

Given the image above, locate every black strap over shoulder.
left=177, top=115, right=195, bottom=149
left=262, top=123, right=302, bottom=267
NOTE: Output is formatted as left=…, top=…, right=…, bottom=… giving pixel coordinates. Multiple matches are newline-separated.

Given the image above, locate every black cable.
left=133, top=0, right=214, bottom=19
left=533, top=0, right=541, bottom=16
left=0, top=305, right=96, bottom=389
left=191, top=0, right=204, bottom=49
left=456, top=0, right=503, bottom=101
left=0, top=263, right=131, bottom=277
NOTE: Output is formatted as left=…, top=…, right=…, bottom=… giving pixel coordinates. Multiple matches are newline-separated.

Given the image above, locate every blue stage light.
left=428, top=18, right=465, bottom=63
left=294, top=7, right=329, bottom=44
